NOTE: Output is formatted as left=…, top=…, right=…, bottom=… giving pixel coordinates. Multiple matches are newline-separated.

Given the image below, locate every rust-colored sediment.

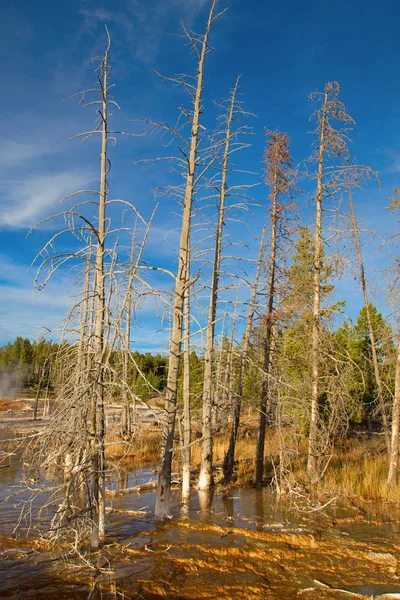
left=96, top=519, right=400, bottom=600
left=1, top=513, right=399, bottom=599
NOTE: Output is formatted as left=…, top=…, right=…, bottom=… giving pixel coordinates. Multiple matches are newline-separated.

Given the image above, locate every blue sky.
left=1, top=0, right=400, bottom=350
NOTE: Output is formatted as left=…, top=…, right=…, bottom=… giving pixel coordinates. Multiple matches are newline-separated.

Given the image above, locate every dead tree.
left=223, top=227, right=265, bottom=484
left=348, top=191, right=391, bottom=451
left=88, top=31, right=110, bottom=548
left=23, top=29, right=150, bottom=548
left=198, top=78, right=240, bottom=491
left=254, top=130, right=294, bottom=486
left=219, top=292, right=239, bottom=423
left=386, top=190, right=400, bottom=488
left=155, top=0, right=226, bottom=519
left=388, top=341, right=400, bottom=488
left=121, top=233, right=137, bottom=440
left=182, top=263, right=192, bottom=500
left=307, top=81, right=364, bottom=483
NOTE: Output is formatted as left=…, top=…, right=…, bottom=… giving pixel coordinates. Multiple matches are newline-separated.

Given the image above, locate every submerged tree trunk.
left=388, top=340, right=400, bottom=489
left=155, top=1, right=218, bottom=518
left=223, top=228, right=265, bottom=484
left=198, top=78, right=239, bottom=492
left=348, top=192, right=391, bottom=452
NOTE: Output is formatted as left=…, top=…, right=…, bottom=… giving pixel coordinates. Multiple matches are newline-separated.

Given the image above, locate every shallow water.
left=1, top=446, right=400, bottom=599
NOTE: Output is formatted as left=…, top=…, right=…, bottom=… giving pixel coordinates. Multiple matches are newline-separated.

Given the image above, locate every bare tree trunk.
left=223, top=228, right=264, bottom=484
left=388, top=340, right=400, bottom=489
left=182, top=268, right=191, bottom=500
left=215, top=307, right=227, bottom=407
left=77, top=241, right=92, bottom=385
left=33, top=366, right=43, bottom=421
left=254, top=319, right=274, bottom=485
left=122, top=236, right=136, bottom=440
left=219, top=296, right=238, bottom=423
left=307, top=89, right=327, bottom=485
left=254, top=181, right=278, bottom=486
left=155, top=1, right=219, bottom=518
left=121, top=300, right=132, bottom=439
left=198, top=78, right=239, bottom=491
left=348, top=192, right=391, bottom=452
left=90, top=35, right=109, bottom=548
left=276, top=385, right=285, bottom=495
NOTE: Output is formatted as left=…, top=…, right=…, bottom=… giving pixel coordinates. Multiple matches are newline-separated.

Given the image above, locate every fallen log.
left=106, top=480, right=180, bottom=496
left=106, top=507, right=149, bottom=517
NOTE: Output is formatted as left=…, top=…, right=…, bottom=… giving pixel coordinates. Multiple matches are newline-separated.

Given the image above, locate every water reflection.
left=117, top=467, right=129, bottom=490
left=2, top=457, right=400, bottom=599
left=221, top=493, right=234, bottom=525
left=197, top=489, right=214, bottom=521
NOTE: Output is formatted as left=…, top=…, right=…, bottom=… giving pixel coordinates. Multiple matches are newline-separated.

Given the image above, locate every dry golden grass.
left=105, top=427, right=161, bottom=463
left=289, top=435, right=400, bottom=503
left=190, top=428, right=281, bottom=485
left=106, top=420, right=400, bottom=503
left=320, top=444, right=400, bottom=503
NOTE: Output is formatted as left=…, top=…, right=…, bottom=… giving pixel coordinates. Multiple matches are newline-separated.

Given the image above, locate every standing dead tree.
left=181, top=262, right=192, bottom=500
left=88, top=27, right=111, bottom=549
left=254, top=129, right=295, bottom=486
left=307, top=81, right=370, bottom=483
left=386, top=190, right=400, bottom=489
left=155, top=0, right=227, bottom=519
left=223, top=227, right=265, bottom=484
left=198, top=77, right=241, bottom=491
left=348, top=191, right=391, bottom=451
left=23, top=30, right=150, bottom=549
left=114, top=215, right=155, bottom=442
left=120, top=235, right=136, bottom=440
left=388, top=342, right=400, bottom=488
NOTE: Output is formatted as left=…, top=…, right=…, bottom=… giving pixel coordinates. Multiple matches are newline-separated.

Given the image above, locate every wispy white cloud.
left=173, top=0, right=210, bottom=21
left=0, top=139, right=53, bottom=169
left=0, top=292, right=69, bottom=342
left=0, top=170, right=94, bottom=229
left=0, top=255, right=71, bottom=342
left=78, top=0, right=212, bottom=64
left=0, top=283, right=69, bottom=310
left=381, top=154, right=400, bottom=176
left=0, top=255, right=30, bottom=283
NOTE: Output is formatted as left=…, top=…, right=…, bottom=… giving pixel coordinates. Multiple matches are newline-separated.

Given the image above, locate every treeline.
left=0, top=337, right=170, bottom=397
left=0, top=338, right=57, bottom=394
